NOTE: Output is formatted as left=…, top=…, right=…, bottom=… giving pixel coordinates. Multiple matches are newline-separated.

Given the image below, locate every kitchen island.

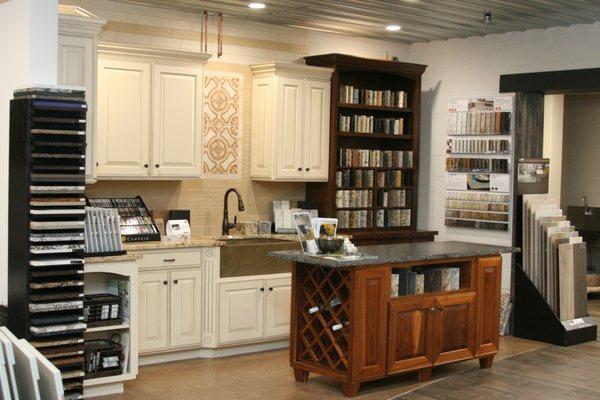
left=271, top=241, right=518, bottom=397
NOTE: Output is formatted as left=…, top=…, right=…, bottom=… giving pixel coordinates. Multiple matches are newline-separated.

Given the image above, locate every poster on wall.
left=444, top=95, right=514, bottom=232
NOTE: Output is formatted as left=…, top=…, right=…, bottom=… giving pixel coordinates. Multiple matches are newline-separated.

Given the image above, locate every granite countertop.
left=85, top=253, right=142, bottom=264
left=122, top=233, right=302, bottom=251
left=270, top=241, right=519, bottom=268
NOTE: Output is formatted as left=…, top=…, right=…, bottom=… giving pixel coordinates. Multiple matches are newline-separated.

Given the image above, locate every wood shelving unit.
left=304, top=53, right=437, bottom=245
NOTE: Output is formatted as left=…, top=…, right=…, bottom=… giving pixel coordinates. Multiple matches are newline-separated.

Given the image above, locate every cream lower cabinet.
left=250, top=63, right=333, bottom=182
left=97, top=44, right=210, bottom=180
left=139, top=268, right=203, bottom=353
left=218, top=276, right=291, bottom=344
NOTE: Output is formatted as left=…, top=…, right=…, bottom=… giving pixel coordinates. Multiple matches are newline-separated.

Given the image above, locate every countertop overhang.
left=270, top=241, right=520, bottom=268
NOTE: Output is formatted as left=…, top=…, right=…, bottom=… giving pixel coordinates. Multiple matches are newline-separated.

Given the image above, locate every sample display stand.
left=290, top=254, right=502, bottom=397
left=512, top=195, right=597, bottom=345
left=8, top=88, right=88, bottom=400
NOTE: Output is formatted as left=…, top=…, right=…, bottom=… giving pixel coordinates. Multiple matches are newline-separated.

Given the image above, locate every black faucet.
left=222, top=188, right=245, bottom=235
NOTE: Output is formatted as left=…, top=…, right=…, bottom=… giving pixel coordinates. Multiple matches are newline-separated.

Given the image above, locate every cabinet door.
left=250, top=76, right=274, bottom=179
left=475, top=256, right=502, bottom=356
left=351, top=266, right=390, bottom=381
left=58, top=35, right=96, bottom=182
left=218, top=280, right=264, bottom=344
left=432, top=292, right=476, bottom=365
left=97, top=59, right=150, bottom=177
left=151, top=64, right=203, bottom=177
left=170, top=269, right=203, bottom=348
left=387, top=298, right=434, bottom=374
left=302, top=79, right=330, bottom=181
left=265, top=277, right=291, bottom=337
left=275, top=77, right=304, bottom=179
left=139, top=271, right=169, bottom=353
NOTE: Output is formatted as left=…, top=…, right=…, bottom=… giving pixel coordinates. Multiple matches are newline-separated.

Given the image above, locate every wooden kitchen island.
left=271, top=241, right=518, bottom=397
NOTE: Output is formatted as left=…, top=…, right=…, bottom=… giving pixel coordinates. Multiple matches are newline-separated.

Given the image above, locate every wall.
left=60, top=0, right=410, bottom=235
left=561, top=93, right=600, bottom=209
left=0, top=0, right=58, bottom=305
left=543, top=94, right=564, bottom=204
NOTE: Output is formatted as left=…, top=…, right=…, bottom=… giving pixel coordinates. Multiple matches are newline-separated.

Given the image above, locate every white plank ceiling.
left=116, top=0, right=600, bottom=43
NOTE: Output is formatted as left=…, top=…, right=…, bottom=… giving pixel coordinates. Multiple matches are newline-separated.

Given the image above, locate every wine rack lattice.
left=296, top=265, right=351, bottom=373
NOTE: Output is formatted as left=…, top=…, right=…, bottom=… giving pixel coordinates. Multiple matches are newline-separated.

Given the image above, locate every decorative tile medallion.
left=203, top=71, right=243, bottom=177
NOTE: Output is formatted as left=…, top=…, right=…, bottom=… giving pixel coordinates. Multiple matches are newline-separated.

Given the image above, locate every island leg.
left=293, top=368, right=309, bottom=383
left=418, top=367, right=432, bottom=382
left=342, top=382, right=360, bottom=398
left=479, top=355, right=494, bottom=369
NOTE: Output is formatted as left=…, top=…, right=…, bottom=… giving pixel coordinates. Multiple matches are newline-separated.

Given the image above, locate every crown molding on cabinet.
left=98, top=42, right=212, bottom=65
left=58, top=5, right=106, bottom=37
left=250, top=62, right=333, bottom=81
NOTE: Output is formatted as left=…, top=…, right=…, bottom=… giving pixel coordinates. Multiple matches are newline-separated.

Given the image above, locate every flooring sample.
left=0, top=328, right=41, bottom=400
left=21, top=340, right=63, bottom=400
left=0, top=337, right=12, bottom=400
left=0, top=329, right=19, bottom=400
left=522, top=194, right=553, bottom=275
left=559, top=242, right=588, bottom=321
left=548, top=231, right=579, bottom=313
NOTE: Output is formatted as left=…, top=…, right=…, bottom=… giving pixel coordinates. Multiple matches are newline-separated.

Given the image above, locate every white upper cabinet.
left=96, top=44, right=210, bottom=180
left=57, top=6, right=105, bottom=183
left=250, top=62, right=333, bottom=182
left=151, top=65, right=203, bottom=177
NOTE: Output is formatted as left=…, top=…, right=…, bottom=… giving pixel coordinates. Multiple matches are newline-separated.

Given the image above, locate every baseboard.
left=140, top=339, right=290, bottom=365
left=84, top=382, right=124, bottom=398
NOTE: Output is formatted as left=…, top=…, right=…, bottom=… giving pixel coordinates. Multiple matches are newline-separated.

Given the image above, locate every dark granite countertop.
left=269, top=241, right=519, bottom=268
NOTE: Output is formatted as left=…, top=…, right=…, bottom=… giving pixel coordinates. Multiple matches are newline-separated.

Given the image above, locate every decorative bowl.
left=317, top=237, right=344, bottom=254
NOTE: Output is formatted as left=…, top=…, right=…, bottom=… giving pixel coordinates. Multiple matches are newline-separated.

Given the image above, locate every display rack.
left=8, top=87, right=88, bottom=400
left=444, top=96, right=514, bottom=232
left=304, top=53, right=437, bottom=245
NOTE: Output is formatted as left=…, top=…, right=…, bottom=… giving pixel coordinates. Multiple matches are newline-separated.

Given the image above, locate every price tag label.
left=448, top=98, right=468, bottom=113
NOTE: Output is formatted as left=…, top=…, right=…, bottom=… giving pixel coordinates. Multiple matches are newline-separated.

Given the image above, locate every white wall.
left=0, top=0, right=58, bottom=306
left=308, top=30, right=408, bottom=61
left=543, top=94, right=564, bottom=204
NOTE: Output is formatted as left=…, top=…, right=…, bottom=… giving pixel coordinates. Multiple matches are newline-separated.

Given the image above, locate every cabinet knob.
left=305, top=168, right=310, bottom=172
left=268, top=287, right=273, bottom=291
left=144, top=164, right=149, bottom=168
left=162, top=280, right=168, bottom=285
left=155, top=163, right=160, bottom=168
left=96, top=162, right=99, bottom=167
left=259, top=287, right=265, bottom=292
left=428, top=307, right=435, bottom=311
left=173, top=280, right=178, bottom=284
left=297, top=167, right=302, bottom=171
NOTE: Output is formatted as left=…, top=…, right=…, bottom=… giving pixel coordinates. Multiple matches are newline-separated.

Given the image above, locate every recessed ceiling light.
left=248, top=2, right=266, bottom=9
left=386, top=24, right=401, bottom=32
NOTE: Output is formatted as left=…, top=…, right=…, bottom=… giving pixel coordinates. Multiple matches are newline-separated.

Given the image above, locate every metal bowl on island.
left=317, top=237, right=344, bottom=254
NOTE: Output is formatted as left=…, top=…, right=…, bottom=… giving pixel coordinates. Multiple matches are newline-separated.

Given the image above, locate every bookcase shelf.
left=338, top=103, right=413, bottom=113
left=337, top=132, right=413, bottom=140
left=305, top=54, right=437, bottom=244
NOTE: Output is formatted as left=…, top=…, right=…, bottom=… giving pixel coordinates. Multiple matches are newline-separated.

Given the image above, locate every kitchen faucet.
left=222, top=188, right=245, bottom=235
left=582, top=196, right=592, bottom=216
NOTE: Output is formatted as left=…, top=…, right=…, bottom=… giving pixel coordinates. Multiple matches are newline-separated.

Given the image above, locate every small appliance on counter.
left=88, top=196, right=161, bottom=242
left=165, top=209, right=191, bottom=240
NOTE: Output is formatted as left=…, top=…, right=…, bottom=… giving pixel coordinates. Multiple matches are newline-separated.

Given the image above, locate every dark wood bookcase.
left=304, top=54, right=437, bottom=245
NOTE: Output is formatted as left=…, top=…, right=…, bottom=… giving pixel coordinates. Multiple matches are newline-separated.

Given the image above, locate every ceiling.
left=116, top=0, right=600, bottom=44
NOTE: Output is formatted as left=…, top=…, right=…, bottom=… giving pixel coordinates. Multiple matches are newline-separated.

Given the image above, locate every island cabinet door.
left=387, top=298, right=435, bottom=374
left=351, top=267, right=390, bottom=381
left=475, top=256, right=502, bottom=356
left=432, top=292, right=476, bottom=366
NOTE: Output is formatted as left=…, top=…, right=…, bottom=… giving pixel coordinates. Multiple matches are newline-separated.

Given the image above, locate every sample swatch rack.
left=8, top=87, right=88, bottom=400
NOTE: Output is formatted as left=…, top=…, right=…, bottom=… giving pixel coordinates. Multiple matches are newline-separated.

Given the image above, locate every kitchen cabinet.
left=57, top=5, right=105, bottom=183
left=96, top=44, right=210, bottom=180
left=250, top=62, right=333, bottom=181
left=432, top=292, right=476, bottom=365
left=475, top=256, right=502, bottom=356
left=218, top=275, right=291, bottom=344
left=169, top=269, right=203, bottom=347
left=139, top=270, right=170, bottom=352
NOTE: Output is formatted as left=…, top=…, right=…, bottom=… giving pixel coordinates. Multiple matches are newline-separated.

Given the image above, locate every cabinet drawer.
left=138, top=249, right=203, bottom=270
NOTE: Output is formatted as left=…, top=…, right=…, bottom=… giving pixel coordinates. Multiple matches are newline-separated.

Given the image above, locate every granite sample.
left=30, top=221, right=85, bottom=230
left=442, top=267, right=460, bottom=291
left=415, top=273, right=425, bottom=294
left=30, top=280, right=83, bottom=289
left=29, top=337, right=84, bottom=348
left=85, top=253, right=141, bottom=264
left=29, top=291, right=84, bottom=302
left=258, top=221, right=272, bottom=235
left=30, top=258, right=83, bottom=267
left=30, top=232, right=85, bottom=242
left=391, top=273, right=399, bottom=297
left=29, top=301, right=83, bottom=313
left=14, top=85, right=86, bottom=100
left=30, top=197, right=86, bottom=207
left=270, top=241, right=518, bottom=268
left=424, top=269, right=443, bottom=293
left=243, top=221, right=259, bottom=235
left=31, top=244, right=85, bottom=254
left=30, top=323, right=86, bottom=337
left=29, top=185, right=85, bottom=194
left=31, top=129, right=85, bottom=136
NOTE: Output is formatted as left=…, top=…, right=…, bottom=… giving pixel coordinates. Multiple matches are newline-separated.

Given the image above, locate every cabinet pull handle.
left=155, top=163, right=160, bottom=168
left=173, top=280, right=178, bottom=284
left=268, top=287, right=273, bottom=291
left=305, top=168, right=310, bottom=172
left=144, top=164, right=149, bottom=168
left=259, top=287, right=265, bottom=292
left=162, top=280, right=168, bottom=285
left=297, top=167, right=302, bottom=171
left=163, top=258, right=176, bottom=262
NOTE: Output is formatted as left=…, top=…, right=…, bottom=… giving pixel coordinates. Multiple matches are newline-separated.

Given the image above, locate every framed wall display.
left=445, top=95, right=515, bottom=231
